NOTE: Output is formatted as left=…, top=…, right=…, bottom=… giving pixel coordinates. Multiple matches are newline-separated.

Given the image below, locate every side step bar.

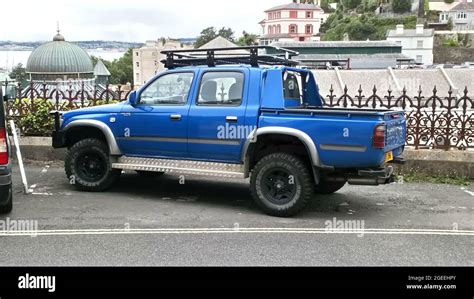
left=112, top=156, right=246, bottom=179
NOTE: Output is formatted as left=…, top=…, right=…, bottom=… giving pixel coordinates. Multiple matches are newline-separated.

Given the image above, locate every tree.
left=392, top=0, right=411, bottom=13
left=218, top=27, right=235, bottom=41
left=109, top=48, right=133, bottom=85
left=320, top=0, right=335, bottom=12
left=237, top=31, right=258, bottom=46
left=340, top=0, right=362, bottom=10
left=194, top=27, right=235, bottom=48
left=9, top=63, right=27, bottom=85
left=322, top=14, right=417, bottom=40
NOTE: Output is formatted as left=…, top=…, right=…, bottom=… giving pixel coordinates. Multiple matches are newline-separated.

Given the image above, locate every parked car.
left=51, top=47, right=407, bottom=217
left=0, top=86, right=13, bottom=214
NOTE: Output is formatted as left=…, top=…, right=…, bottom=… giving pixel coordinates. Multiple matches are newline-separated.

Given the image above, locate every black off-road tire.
left=250, top=153, right=314, bottom=217
left=65, top=138, right=121, bottom=192
left=314, top=180, right=346, bottom=195
left=0, top=183, right=13, bottom=214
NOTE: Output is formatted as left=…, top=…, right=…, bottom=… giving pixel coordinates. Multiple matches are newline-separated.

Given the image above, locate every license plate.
left=385, top=151, right=394, bottom=163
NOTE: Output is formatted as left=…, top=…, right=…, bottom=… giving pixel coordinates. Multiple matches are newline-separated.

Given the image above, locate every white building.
left=133, top=40, right=193, bottom=86
left=259, top=0, right=325, bottom=45
left=435, top=0, right=474, bottom=31
left=387, top=24, right=434, bottom=65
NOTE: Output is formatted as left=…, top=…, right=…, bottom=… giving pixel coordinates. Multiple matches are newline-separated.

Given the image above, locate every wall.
left=433, top=33, right=474, bottom=64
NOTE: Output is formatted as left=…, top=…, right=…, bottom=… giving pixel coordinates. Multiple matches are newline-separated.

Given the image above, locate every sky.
left=1, top=0, right=282, bottom=42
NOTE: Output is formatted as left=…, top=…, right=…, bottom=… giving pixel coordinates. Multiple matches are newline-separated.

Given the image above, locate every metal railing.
left=2, top=81, right=473, bottom=150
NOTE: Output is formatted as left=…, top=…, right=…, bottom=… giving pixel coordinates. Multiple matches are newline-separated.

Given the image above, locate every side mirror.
left=129, top=91, right=138, bottom=106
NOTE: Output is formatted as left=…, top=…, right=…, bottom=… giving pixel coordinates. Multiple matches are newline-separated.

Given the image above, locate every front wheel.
left=65, top=138, right=121, bottom=192
left=250, top=153, right=314, bottom=217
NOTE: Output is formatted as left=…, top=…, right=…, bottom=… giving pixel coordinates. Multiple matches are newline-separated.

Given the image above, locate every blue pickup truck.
left=52, top=47, right=406, bottom=217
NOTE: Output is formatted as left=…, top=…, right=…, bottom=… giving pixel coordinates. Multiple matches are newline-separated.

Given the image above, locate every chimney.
left=416, top=24, right=424, bottom=34
left=396, top=24, right=404, bottom=35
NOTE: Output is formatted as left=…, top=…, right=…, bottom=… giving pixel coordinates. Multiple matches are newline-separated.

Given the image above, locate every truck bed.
left=258, top=106, right=407, bottom=169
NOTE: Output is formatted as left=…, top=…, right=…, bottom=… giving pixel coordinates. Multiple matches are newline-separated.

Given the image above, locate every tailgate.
left=384, top=111, right=407, bottom=152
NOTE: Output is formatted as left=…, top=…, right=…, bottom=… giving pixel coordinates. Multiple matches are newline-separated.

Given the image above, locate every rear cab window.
left=282, top=70, right=322, bottom=108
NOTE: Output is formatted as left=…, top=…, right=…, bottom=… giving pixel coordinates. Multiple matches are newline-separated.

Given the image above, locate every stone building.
left=133, top=39, right=193, bottom=86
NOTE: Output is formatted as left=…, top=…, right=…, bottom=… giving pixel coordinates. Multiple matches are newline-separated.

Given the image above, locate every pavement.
left=0, top=160, right=473, bottom=266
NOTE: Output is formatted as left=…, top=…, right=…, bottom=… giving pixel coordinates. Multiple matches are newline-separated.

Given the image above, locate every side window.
left=197, top=72, right=244, bottom=106
left=283, top=71, right=302, bottom=102
left=139, top=72, right=194, bottom=105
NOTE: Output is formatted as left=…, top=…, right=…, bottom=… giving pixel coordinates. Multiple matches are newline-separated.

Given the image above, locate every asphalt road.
left=0, top=160, right=473, bottom=266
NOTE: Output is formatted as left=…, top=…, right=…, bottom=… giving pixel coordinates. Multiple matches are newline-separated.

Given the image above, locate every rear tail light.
left=373, top=124, right=386, bottom=149
left=0, top=128, right=8, bottom=164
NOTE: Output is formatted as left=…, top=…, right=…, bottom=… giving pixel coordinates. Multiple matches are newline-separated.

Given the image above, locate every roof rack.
left=160, top=46, right=299, bottom=69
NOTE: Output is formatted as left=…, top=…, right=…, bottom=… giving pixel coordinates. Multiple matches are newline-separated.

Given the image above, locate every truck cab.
left=52, top=46, right=406, bottom=217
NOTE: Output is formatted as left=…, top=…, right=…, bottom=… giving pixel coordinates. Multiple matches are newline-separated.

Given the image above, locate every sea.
left=0, top=50, right=126, bottom=71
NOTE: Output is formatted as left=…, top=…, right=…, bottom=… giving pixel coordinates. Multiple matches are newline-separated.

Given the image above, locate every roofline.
left=26, top=71, right=94, bottom=74
left=265, top=7, right=322, bottom=12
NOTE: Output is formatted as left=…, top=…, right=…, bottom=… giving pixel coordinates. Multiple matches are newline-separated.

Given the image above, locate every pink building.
left=259, top=0, right=324, bottom=45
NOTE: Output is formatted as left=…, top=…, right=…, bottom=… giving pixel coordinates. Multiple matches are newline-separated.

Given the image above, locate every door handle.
left=226, top=116, right=238, bottom=123
left=170, top=114, right=182, bottom=121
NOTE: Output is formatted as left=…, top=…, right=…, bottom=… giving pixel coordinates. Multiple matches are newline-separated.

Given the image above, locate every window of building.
left=198, top=72, right=244, bottom=106
left=456, top=11, right=467, bottom=19
left=139, top=72, right=194, bottom=106
left=289, top=24, right=298, bottom=34
left=277, top=25, right=281, bottom=34
left=417, top=40, right=424, bottom=48
left=305, top=24, right=313, bottom=34
left=290, top=11, right=298, bottom=18
left=306, top=11, right=313, bottom=18
left=135, top=51, right=139, bottom=56
left=269, top=26, right=274, bottom=35
left=416, top=55, right=423, bottom=63
left=136, top=62, right=139, bottom=67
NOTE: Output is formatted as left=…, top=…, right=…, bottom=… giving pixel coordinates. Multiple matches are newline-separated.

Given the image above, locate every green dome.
left=26, top=33, right=93, bottom=77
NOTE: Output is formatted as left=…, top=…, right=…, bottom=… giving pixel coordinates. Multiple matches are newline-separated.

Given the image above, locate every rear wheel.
left=0, top=183, right=12, bottom=214
left=65, top=138, right=121, bottom=192
left=250, top=153, right=314, bottom=217
left=314, top=180, right=346, bottom=195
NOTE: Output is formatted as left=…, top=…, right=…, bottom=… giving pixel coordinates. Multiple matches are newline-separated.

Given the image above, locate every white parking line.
left=1, top=228, right=473, bottom=237
left=461, top=187, right=474, bottom=197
